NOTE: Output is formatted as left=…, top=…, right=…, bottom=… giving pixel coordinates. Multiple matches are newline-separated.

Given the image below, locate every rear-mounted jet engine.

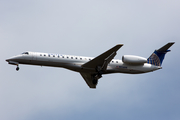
left=122, top=55, right=147, bottom=65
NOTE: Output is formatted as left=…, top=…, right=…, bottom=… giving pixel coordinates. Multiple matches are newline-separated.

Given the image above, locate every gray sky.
left=0, top=0, right=180, bottom=120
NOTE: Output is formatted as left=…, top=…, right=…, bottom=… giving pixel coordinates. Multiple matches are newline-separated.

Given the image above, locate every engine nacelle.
left=122, top=55, right=147, bottom=65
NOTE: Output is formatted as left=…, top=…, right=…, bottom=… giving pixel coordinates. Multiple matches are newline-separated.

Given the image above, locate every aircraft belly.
left=20, top=58, right=85, bottom=72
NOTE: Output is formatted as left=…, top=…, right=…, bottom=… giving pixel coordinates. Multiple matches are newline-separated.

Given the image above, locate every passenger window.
left=67, top=57, right=69, bottom=59
left=48, top=55, right=50, bottom=57
left=75, top=57, right=77, bottom=59
left=116, top=61, right=118, bottom=63
left=40, top=54, right=42, bottom=56
left=44, top=54, right=46, bottom=56
left=80, top=58, right=82, bottom=60
left=53, top=55, right=55, bottom=57
left=62, top=56, right=64, bottom=58
left=71, top=57, right=73, bottom=59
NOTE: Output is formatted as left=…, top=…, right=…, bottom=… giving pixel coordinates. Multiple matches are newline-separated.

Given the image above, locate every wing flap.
left=101, top=51, right=117, bottom=71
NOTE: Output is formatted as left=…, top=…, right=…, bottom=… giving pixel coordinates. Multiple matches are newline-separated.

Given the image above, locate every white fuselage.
left=6, top=51, right=161, bottom=74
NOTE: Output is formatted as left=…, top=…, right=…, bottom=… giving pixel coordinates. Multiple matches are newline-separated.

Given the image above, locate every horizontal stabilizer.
left=157, top=42, right=175, bottom=52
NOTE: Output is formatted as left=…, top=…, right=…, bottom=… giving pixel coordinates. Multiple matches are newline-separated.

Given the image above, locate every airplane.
left=6, top=42, right=174, bottom=88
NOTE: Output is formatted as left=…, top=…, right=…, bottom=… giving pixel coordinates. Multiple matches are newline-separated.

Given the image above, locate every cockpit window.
left=22, top=52, right=29, bottom=55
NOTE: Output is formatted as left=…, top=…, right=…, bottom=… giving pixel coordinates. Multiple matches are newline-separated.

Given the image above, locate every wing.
left=82, top=44, right=123, bottom=70
left=80, top=72, right=96, bottom=88
left=80, top=44, right=123, bottom=88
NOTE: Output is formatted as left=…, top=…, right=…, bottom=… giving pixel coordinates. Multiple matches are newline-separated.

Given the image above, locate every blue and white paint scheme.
left=6, top=42, right=174, bottom=88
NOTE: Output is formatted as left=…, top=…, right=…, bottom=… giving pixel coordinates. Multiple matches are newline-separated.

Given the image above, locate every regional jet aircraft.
left=6, top=42, right=174, bottom=88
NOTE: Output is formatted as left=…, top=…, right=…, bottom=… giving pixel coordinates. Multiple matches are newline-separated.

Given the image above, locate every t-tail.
left=147, top=42, right=175, bottom=66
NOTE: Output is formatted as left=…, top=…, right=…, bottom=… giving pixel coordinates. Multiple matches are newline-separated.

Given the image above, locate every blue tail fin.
left=147, top=42, right=175, bottom=66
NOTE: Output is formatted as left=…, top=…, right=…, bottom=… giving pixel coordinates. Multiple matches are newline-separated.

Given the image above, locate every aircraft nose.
left=5, top=56, right=21, bottom=65
left=6, top=58, right=12, bottom=62
left=6, top=59, right=9, bottom=62
left=5, top=56, right=19, bottom=62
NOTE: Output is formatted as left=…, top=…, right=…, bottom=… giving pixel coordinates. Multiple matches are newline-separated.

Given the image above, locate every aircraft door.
left=32, top=52, right=37, bottom=61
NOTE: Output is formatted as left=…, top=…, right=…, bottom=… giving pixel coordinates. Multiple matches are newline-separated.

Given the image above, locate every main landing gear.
left=92, top=79, right=98, bottom=85
left=16, top=65, right=19, bottom=71
left=92, top=66, right=103, bottom=85
left=92, top=73, right=102, bottom=85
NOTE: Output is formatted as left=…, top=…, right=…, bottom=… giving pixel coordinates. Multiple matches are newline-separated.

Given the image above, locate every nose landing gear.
left=16, top=65, right=19, bottom=71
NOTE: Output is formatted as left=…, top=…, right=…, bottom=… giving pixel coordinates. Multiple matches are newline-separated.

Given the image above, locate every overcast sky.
left=0, top=0, right=180, bottom=120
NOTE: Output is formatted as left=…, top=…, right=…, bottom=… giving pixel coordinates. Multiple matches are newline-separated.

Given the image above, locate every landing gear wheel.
left=16, top=66, right=19, bottom=71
